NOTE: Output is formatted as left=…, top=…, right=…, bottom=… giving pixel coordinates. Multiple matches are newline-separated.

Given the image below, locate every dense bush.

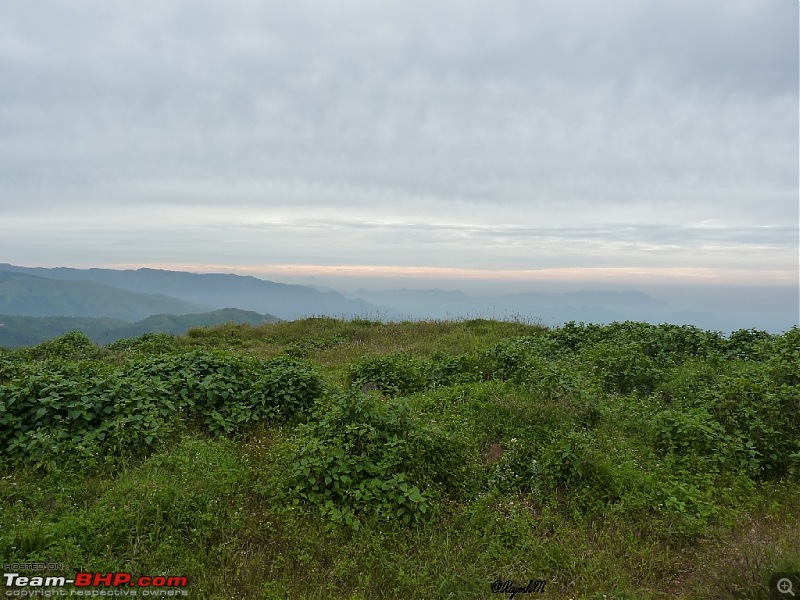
left=0, top=350, right=325, bottom=467
left=0, top=350, right=32, bottom=384
left=106, top=332, right=181, bottom=355
left=725, top=328, right=774, bottom=361
left=289, top=391, right=470, bottom=529
left=426, top=351, right=481, bottom=387
left=0, top=361, right=169, bottom=469
left=124, top=350, right=264, bottom=434
left=767, top=326, right=800, bottom=386
left=479, top=336, right=557, bottom=382
left=27, top=331, right=101, bottom=361
left=250, top=355, right=325, bottom=421
left=124, top=350, right=324, bottom=433
left=656, top=407, right=732, bottom=461
left=539, top=430, right=622, bottom=505
left=548, top=321, right=727, bottom=361
left=585, top=340, right=662, bottom=395
left=349, top=352, right=428, bottom=396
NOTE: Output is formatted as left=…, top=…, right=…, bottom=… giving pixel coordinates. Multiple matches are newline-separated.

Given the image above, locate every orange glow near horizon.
left=96, top=262, right=798, bottom=287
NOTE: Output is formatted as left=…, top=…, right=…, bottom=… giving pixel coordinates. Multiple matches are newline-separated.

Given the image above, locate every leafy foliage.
left=349, top=352, right=429, bottom=396
left=28, top=331, right=100, bottom=361
left=1, top=319, right=798, bottom=599
left=105, top=332, right=181, bottom=355
left=289, top=391, right=468, bottom=529
left=0, top=349, right=324, bottom=467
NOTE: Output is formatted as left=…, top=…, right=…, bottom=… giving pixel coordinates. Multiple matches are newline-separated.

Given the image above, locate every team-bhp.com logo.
left=3, top=572, right=188, bottom=597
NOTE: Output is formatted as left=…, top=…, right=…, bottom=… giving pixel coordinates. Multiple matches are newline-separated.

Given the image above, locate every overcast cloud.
left=0, top=0, right=797, bottom=294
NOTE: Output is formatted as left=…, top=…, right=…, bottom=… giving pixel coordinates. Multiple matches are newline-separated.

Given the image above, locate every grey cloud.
left=217, top=219, right=798, bottom=254
left=0, top=0, right=796, bottom=282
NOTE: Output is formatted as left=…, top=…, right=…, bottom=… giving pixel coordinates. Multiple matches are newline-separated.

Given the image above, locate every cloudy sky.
left=0, top=0, right=797, bottom=296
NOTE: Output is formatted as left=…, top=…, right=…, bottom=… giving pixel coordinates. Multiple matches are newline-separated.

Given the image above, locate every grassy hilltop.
left=1, top=318, right=798, bottom=599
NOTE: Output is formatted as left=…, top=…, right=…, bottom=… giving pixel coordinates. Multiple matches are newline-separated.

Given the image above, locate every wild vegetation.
left=1, top=319, right=798, bottom=599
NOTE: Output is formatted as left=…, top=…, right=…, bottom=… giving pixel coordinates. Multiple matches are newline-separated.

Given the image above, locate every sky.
left=0, top=0, right=798, bottom=302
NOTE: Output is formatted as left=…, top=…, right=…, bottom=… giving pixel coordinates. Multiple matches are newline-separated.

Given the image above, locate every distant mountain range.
left=0, top=270, right=210, bottom=321
left=0, top=263, right=390, bottom=321
left=0, top=263, right=794, bottom=348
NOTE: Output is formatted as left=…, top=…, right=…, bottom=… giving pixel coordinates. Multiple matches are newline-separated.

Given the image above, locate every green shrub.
left=654, top=468, right=721, bottom=537
left=656, top=358, right=717, bottom=404
left=125, top=350, right=260, bottom=434
left=548, top=321, right=599, bottom=353
left=638, top=323, right=725, bottom=361
left=0, top=362, right=170, bottom=469
left=289, top=391, right=469, bottom=529
left=480, top=338, right=531, bottom=381
left=725, top=328, right=773, bottom=361
left=349, top=352, right=428, bottom=397
left=124, top=350, right=322, bottom=433
left=0, top=350, right=32, bottom=384
left=655, top=407, right=732, bottom=463
left=485, top=435, right=542, bottom=495
left=767, top=326, right=800, bottom=386
left=106, top=332, right=181, bottom=355
left=700, top=372, right=798, bottom=479
left=426, top=351, right=481, bottom=387
left=585, top=340, right=662, bottom=395
left=548, top=321, right=726, bottom=364
left=251, top=356, right=325, bottom=421
left=0, top=350, right=325, bottom=469
left=128, top=350, right=325, bottom=433
left=28, top=331, right=99, bottom=361
left=539, top=430, right=622, bottom=508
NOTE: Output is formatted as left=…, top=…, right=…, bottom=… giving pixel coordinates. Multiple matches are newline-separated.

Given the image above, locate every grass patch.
left=1, top=320, right=797, bottom=598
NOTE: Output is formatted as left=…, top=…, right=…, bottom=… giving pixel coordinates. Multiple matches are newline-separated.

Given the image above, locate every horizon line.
left=82, top=262, right=799, bottom=287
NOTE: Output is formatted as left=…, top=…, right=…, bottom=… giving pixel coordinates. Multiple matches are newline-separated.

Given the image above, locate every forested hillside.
left=0, top=308, right=280, bottom=347
left=0, top=264, right=387, bottom=320
left=0, top=270, right=210, bottom=320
